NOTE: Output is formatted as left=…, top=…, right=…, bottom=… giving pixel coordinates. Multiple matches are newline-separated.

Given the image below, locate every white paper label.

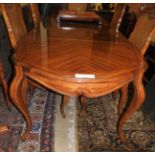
left=75, top=74, right=95, bottom=79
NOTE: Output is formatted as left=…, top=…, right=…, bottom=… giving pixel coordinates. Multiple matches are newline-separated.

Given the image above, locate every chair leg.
left=0, top=124, right=9, bottom=135
left=60, top=95, right=69, bottom=118
left=112, top=90, right=119, bottom=100
left=21, top=78, right=29, bottom=106
left=1, top=78, right=12, bottom=109
left=0, top=64, right=12, bottom=109
left=118, top=84, right=128, bottom=115
left=10, top=66, right=32, bottom=141
left=80, top=96, right=87, bottom=116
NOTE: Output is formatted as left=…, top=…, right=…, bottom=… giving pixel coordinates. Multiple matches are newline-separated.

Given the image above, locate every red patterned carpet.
left=0, top=87, right=155, bottom=151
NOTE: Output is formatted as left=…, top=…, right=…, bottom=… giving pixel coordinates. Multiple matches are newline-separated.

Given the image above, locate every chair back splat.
left=129, top=13, right=155, bottom=56
left=111, top=4, right=127, bottom=32
left=1, top=4, right=27, bottom=48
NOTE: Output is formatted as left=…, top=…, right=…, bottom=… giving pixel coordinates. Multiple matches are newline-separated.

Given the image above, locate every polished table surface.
left=16, top=19, right=143, bottom=85
left=11, top=17, right=147, bottom=142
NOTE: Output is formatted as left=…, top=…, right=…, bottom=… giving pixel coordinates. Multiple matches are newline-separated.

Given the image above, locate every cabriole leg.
left=10, top=65, right=32, bottom=140
left=117, top=68, right=145, bottom=142
left=118, top=84, right=128, bottom=115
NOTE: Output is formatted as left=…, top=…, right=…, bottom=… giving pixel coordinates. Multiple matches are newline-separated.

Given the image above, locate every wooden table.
left=10, top=17, right=147, bottom=142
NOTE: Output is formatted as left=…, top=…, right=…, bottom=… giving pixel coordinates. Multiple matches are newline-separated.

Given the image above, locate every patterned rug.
left=0, top=88, right=55, bottom=152
left=77, top=94, right=155, bottom=151
left=0, top=87, right=155, bottom=151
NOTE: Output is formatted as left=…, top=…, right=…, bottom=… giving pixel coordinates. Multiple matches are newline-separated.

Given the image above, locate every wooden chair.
left=0, top=8, right=10, bottom=132
left=0, top=5, right=17, bottom=108
left=0, top=4, right=28, bottom=103
left=1, top=3, right=41, bottom=45
left=0, top=18, right=12, bottom=123
left=1, top=4, right=42, bottom=106
left=117, top=13, right=155, bottom=142
left=110, top=4, right=127, bottom=32
left=117, top=12, right=155, bottom=115
left=129, top=13, right=155, bottom=56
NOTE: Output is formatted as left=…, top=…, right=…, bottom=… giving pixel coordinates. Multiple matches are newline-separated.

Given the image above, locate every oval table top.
left=15, top=17, right=144, bottom=82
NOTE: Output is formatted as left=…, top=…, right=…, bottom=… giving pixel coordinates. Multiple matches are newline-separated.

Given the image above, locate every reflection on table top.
left=15, top=17, right=143, bottom=81
left=57, top=10, right=103, bottom=24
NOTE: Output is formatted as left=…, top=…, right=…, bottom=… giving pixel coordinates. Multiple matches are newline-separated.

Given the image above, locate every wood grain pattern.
left=10, top=16, right=147, bottom=142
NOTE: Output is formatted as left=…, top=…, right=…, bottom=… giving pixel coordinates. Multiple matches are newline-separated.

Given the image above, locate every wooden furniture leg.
left=60, top=95, right=69, bottom=118
left=117, top=68, right=145, bottom=142
left=80, top=96, right=87, bottom=116
left=0, top=64, right=12, bottom=109
left=0, top=124, right=9, bottom=135
left=10, top=65, right=32, bottom=141
left=112, top=90, right=119, bottom=100
left=118, top=84, right=128, bottom=115
left=21, top=78, right=29, bottom=105
left=1, top=79, right=12, bottom=109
